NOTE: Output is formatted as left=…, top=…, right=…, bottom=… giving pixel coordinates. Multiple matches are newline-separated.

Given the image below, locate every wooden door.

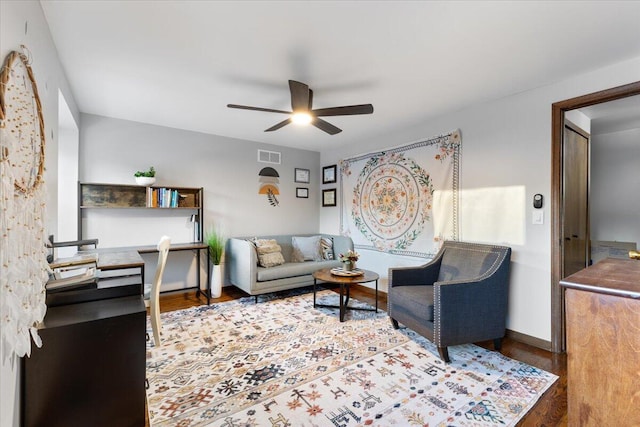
left=562, top=124, right=589, bottom=278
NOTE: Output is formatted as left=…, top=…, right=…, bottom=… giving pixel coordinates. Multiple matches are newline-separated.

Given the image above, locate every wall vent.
left=258, top=149, right=281, bottom=164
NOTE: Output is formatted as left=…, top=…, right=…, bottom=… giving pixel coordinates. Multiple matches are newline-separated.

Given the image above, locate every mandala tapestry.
left=340, top=130, right=460, bottom=258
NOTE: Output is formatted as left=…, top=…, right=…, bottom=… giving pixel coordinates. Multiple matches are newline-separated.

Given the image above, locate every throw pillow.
left=250, top=238, right=285, bottom=268
left=291, top=235, right=323, bottom=262
left=320, top=236, right=334, bottom=260
left=258, top=251, right=285, bottom=268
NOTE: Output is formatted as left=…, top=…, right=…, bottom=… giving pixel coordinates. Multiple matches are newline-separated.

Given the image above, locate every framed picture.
left=294, top=168, right=310, bottom=183
left=296, top=187, right=309, bottom=198
left=322, top=164, right=337, bottom=184
left=322, top=189, right=336, bottom=207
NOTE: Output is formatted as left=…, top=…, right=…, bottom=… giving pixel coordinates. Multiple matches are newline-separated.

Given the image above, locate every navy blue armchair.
left=388, top=241, right=512, bottom=362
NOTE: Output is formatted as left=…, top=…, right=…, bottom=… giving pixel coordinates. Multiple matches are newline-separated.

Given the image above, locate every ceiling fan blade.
left=227, top=104, right=291, bottom=114
left=312, top=118, right=342, bottom=135
left=265, top=118, right=292, bottom=132
left=312, top=104, right=374, bottom=117
left=289, top=80, right=310, bottom=111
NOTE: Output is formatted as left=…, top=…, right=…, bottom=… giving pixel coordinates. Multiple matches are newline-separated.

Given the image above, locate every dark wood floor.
left=150, top=286, right=568, bottom=426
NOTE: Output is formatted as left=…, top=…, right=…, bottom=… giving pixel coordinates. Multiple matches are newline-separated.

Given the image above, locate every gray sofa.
left=228, top=234, right=353, bottom=299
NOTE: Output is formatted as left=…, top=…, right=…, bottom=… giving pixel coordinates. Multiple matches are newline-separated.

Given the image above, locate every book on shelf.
left=148, top=187, right=181, bottom=208
left=144, top=187, right=189, bottom=208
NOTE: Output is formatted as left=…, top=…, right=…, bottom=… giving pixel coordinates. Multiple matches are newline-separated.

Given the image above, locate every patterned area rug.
left=146, top=289, right=557, bottom=426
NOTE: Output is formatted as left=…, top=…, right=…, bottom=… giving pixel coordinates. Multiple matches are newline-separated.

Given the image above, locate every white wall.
left=590, top=127, right=640, bottom=247
left=79, top=113, right=321, bottom=290
left=320, top=56, right=640, bottom=344
left=1, top=1, right=80, bottom=426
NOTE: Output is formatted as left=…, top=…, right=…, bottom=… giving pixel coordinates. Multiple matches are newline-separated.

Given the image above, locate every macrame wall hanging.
left=0, top=46, right=49, bottom=360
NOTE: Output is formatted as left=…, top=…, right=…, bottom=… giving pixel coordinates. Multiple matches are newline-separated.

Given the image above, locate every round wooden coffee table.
left=312, top=268, right=379, bottom=322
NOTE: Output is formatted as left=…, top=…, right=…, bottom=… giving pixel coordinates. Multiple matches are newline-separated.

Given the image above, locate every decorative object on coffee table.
left=339, top=249, right=359, bottom=271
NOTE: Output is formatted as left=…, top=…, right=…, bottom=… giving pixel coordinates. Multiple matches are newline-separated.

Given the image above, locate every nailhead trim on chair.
left=433, top=241, right=510, bottom=347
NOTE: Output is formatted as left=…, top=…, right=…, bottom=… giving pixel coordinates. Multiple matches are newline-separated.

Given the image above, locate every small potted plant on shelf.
left=206, top=226, right=226, bottom=298
left=134, top=166, right=156, bottom=186
left=339, top=249, right=360, bottom=271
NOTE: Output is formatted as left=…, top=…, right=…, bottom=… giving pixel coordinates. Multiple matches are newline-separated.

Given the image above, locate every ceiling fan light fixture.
left=291, top=112, right=312, bottom=125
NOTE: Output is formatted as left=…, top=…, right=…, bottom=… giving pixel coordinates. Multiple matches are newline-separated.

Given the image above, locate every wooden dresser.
left=560, top=258, right=640, bottom=426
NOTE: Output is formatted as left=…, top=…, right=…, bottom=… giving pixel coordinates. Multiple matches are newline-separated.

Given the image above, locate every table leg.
left=375, top=279, right=378, bottom=312
left=345, top=284, right=350, bottom=307
left=340, top=283, right=345, bottom=322
left=313, top=278, right=317, bottom=307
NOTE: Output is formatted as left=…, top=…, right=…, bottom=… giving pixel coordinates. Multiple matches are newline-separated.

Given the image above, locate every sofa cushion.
left=256, top=260, right=339, bottom=282
left=291, top=235, right=322, bottom=262
left=390, top=284, right=434, bottom=322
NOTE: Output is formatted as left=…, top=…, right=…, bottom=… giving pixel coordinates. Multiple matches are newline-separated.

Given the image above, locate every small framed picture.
left=322, top=189, right=336, bottom=207
left=322, top=164, right=337, bottom=184
left=294, top=168, right=310, bottom=183
left=296, top=187, right=309, bottom=198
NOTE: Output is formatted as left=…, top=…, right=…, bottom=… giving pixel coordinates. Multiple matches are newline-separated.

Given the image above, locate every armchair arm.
left=227, top=238, right=258, bottom=294
left=389, top=255, right=442, bottom=287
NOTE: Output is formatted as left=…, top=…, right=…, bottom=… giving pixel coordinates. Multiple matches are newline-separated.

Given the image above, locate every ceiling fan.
left=227, top=80, right=374, bottom=135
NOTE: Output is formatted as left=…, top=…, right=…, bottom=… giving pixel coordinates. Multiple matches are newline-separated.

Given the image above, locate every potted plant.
left=206, top=227, right=226, bottom=298
left=339, top=249, right=360, bottom=271
left=134, top=166, right=156, bottom=186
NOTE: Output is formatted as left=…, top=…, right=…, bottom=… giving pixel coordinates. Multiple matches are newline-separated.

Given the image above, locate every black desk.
left=85, top=243, right=212, bottom=304
left=22, top=251, right=146, bottom=427
left=136, top=242, right=211, bottom=304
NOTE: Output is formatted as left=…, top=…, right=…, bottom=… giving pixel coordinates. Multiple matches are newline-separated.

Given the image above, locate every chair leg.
left=437, top=346, right=451, bottom=363
left=493, top=337, right=503, bottom=351
left=150, top=299, right=161, bottom=346
left=390, top=317, right=400, bottom=329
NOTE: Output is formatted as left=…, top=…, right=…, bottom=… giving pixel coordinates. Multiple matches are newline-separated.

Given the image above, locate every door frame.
left=550, top=80, right=640, bottom=353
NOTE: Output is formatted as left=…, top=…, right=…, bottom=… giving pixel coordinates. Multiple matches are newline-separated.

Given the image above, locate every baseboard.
left=505, top=329, right=552, bottom=351
left=350, top=283, right=388, bottom=297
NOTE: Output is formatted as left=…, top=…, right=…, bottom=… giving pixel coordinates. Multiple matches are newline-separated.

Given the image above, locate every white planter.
left=210, top=264, right=222, bottom=298
left=135, top=176, right=156, bottom=186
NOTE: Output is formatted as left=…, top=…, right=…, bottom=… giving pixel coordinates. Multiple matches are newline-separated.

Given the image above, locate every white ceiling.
left=579, top=95, right=640, bottom=136
left=40, top=1, right=640, bottom=152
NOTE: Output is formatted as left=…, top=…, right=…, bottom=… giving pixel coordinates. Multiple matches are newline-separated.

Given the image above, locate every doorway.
left=56, top=90, right=79, bottom=258
left=562, top=122, right=589, bottom=279
left=550, top=81, right=640, bottom=353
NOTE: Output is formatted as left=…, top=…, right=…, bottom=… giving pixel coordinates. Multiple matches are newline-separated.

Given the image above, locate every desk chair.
left=144, top=236, right=171, bottom=346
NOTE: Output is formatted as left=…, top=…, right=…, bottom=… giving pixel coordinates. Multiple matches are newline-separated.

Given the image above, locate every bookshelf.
left=78, top=182, right=203, bottom=242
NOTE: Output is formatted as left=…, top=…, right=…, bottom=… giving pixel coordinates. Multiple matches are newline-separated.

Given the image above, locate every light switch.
left=532, top=210, right=544, bottom=225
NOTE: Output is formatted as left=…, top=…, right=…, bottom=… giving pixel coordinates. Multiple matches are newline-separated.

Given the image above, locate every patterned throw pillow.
left=250, top=239, right=285, bottom=268
left=320, top=236, right=334, bottom=260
